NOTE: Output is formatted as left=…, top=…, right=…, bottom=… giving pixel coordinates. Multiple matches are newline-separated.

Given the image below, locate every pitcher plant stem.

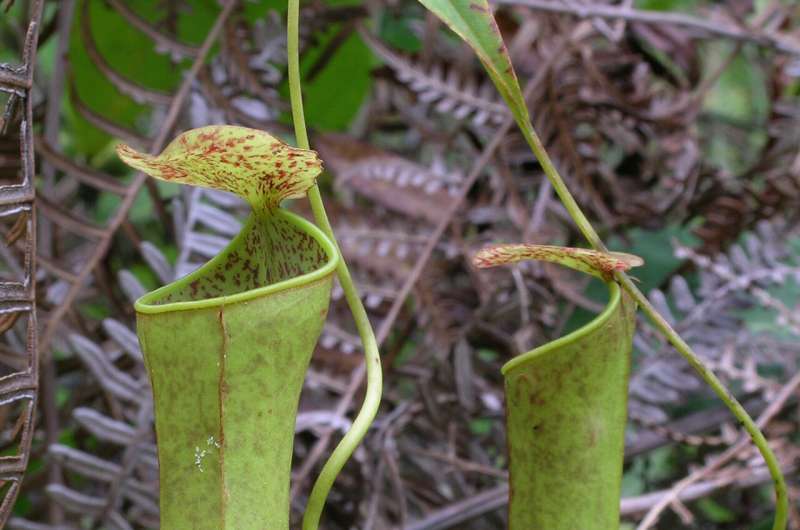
left=286, top=2, right=383, bottom=529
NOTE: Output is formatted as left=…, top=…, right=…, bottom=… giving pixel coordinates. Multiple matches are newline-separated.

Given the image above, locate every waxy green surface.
left=474, top=243, right=639, bottom=530
left=119, top=126, right=338, bottom=529
left=504, top=283, right=635, bottom=530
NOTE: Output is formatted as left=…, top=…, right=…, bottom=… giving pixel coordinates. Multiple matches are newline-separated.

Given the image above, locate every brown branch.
left=39, top=0, right=75, bottom=259
left=33, top=6, right=74, bottom=525
left=36, top=137, right=128, bottom=195
left=0, top=0, right=46, bottom=525
left=636, top=370, right=800, bottom=529
left=403, top=461, right=797, bottom=530
left=495, top=0, right=800, bottom=56
left=0, top=69, right=29, bottom=91
left=67, top=75, right=148, bottom=147
left=76, top=0, right=175, bottom=232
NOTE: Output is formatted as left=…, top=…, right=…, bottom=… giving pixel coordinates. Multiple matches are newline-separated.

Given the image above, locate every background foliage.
left=1, top=0, right=799, bottom=528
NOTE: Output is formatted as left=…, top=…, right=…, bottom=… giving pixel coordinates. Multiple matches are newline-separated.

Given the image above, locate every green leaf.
left=66, top=1, right=187, bottom=154
left=379, top=13, right=422, bottom=53
left=469, top=418, right=493, bottom=436
left=296, top=0, right=374, bottom=131
left=612, top=225, right=695, bottom=291
left=739, top=277, right=800, bottom=340
left=635, top=0, right=696, bottom=11
left=298, top=29, right=374, bottom=131
left=476, top=348, right=499, bottom=362
left=696, top=497, right=737, bottom=523
left=120, top=126, right=339, bottom=529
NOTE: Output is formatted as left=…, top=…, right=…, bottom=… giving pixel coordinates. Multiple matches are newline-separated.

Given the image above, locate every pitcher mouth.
left=135, top=208, right=339, bottom=315
left=501, top=281, right=620, bottom=375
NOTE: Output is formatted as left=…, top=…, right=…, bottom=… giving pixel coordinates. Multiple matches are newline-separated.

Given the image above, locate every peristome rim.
left=134, top=208, right=339, bottom=314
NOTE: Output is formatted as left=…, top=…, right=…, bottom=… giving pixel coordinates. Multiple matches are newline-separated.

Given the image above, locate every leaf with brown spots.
left=117, top=125, right=323, bottom=210
left=473, top=244, right=643, bottom=281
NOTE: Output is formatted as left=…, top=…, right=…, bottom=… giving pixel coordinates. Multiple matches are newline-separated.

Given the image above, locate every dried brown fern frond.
left=316, top=133, right=464, bottom=224
left=0, top=2, right=43, bottom=524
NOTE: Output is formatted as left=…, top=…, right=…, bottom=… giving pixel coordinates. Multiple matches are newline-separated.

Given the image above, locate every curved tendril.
left=285, top=2, right=384, bottom=529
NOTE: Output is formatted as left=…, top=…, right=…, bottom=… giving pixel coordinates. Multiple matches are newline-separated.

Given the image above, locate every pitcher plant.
left=118, top=126, right=339, bottom=529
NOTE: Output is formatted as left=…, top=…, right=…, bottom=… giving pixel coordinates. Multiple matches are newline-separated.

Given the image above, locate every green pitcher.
left=119, top=125, right=339, bottom=529
left=504, top=282, right=635, bottom=530
left=474, top=244, right=639, bottom=530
